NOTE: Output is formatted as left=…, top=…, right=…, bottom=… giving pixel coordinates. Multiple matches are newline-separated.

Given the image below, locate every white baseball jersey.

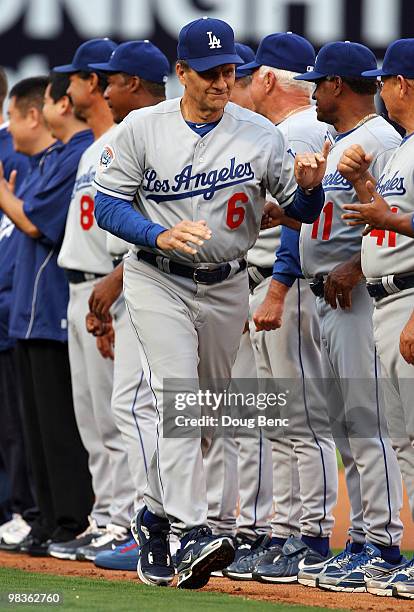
left=58, top=128, right=117, bottom=274
left=361, top=134, right=414, bottom=281
left=248, top=106, right=330, bottom=268
left=93, top=98, right=297, bottom=265
left=299, top=116, right=401, bottom=278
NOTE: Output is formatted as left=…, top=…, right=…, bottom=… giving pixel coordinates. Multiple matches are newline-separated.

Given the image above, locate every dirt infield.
left=0, top=473, right=412, bottom=611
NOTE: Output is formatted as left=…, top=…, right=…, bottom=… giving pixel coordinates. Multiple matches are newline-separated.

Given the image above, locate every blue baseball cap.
left=54, top=38, right=117, bottom=73
left=294, top=41, right=377, bottom=81
left=362, top=38, right=414, bottom=78
left=235, top=43, right=255, bottom=78
left=177, top=17, right=243, bottom=72
left=89, top=40, right=170, bottom=84
left=238, top=32, right=315, bottom=75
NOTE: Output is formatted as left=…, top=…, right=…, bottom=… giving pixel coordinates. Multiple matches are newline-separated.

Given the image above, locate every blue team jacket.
left=8, top=129, right=93, bottom=342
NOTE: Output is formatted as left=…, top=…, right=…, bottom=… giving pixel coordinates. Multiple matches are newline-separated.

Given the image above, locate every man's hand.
left=261, top=201, right=302, bottom=231
left=253, top=279, right=289, bottom=331
left=0, top=161, right=17, bottom=199
left=85, top=311, right=112, bottom=337
left=337, top=144, right=373, bottom=185
left=400, top=311, right=414, bottom=365
left=89, top=264, right=123, bottom=322
left=96, top=324, right=115, bottom=360
left=324, top=256, right=363, bottom=310
left=295, top=139, right=331, bottom=190
left=156, top=220, right=212, bottom=255
left=342, top=180, right=395, bottom=234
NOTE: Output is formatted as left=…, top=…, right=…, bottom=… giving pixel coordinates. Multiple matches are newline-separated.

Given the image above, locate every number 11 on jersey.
left=311, top=201, right=333, bottom=241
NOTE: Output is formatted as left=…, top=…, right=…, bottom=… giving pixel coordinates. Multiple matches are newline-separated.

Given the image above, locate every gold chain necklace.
left=281, top=104, right=312, bottom=122
left=353, top=113, right=378, bottom=130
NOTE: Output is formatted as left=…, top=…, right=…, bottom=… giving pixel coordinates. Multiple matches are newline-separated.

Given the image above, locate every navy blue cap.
left=295, top=41, right=377, bottom=81
left=54, top=38, right=117, bottom=73
left=235, top=43, right=255, bottom=78
left=362, top=38, right=414, bottom=78
left=238, top=32, right=315, bottom=74
left=89, top=40, right=170, bottom=84
left=177, top=17, right=243, bottom=72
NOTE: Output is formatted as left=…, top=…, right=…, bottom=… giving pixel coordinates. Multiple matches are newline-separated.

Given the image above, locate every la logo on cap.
left=207, top=31, right=222, bottom=49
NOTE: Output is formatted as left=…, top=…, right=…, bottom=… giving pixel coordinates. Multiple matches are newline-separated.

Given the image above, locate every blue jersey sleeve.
left=285, top=184, right=324, bottom=223
left=273, top=226, right=303, bottom=287
left=95, top=191, right=167, bottom=247
left=22, top=146, right=85, bottom=245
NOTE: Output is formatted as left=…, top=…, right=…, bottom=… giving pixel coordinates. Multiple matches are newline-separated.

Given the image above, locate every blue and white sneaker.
left=223, top=534, right=279, bottom=581
left=365, top=556, right=412, bottom=597
left=176, top=526, right=234, bottom=589
left=390, top=557, right=414, bottom=599
left=94, top=537, right=139, bottom=571
left=131, top=507, right=174, bottom=587
left=318, top=542, right=406, bottom=593
left=298, top=540, right=354, bottom=587
left=253, top=535, right=331, bottom=584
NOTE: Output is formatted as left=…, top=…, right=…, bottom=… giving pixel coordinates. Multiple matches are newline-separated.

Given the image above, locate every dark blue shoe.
left=318, top=542, right=405, bottom=593
left=131, top=507, right=174, bottom=587
left=94, top=537, right=139, bottom=571
left=223, top=534, right=279, bottom=581
left=176, top=526, right=234, bottom=589
left=253, top=535, right=331, bottom=584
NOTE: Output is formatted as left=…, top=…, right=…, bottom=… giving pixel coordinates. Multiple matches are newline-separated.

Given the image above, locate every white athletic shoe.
left=0, top=514, right=31, bottom=545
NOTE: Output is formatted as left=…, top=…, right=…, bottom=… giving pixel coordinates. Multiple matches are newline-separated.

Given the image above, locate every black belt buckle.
left=309, top=275, right=325, bottom=298
left=193, top=265, right=217, bottom=285
left=193, top=264, right=230, bottom=285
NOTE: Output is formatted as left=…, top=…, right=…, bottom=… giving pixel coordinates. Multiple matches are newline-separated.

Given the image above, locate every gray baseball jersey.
left=58, top=129, right=117, bottom=274
left=300, top=116, right=401, bottom=278
left=94, top=98, right=297, bottom=265
left=59, top=128, right=136, bottom=528
left=248, top=107, right=330, bottom=268
left=240, top=107, right=337, bottom=539
left=360, top=135, right=414, bottom=520
left=361, top=134, right=414, bottom=280
left=299, top=116, right=404, bottom=547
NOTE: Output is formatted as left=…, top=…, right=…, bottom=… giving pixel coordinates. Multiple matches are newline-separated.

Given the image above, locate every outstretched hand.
left=295, top=139, right=331, bottom=190
left=342, top=180, right=393, bottom=235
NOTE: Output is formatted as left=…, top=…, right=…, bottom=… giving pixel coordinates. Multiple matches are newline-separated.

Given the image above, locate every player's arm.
left=89, top=262, right=124, bottom=322
left=341, top=180, right=414, bottom=238
left=261, top=201, right=302, bottom=231
left=271, top=140, right=330, bottom=225
left=95, top=192, right=212, bottom=255
left=0, top=162, right=40, bottom=237
left=324, top=252, right=363, bottom=310
left=253, top=227, right=300, bottom=331
left=400, top=309, right=414, bottom=365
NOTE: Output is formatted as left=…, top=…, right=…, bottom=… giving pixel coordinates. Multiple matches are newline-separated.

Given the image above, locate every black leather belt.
left=309, top=275, right=325, bottom=298
left=64, top=269, right=107, bottom=284
left=366, top=273, right=414, bottom=300
left=137, top=250, right=246, bottom=285
left=247, top=265, right=273, bottom=291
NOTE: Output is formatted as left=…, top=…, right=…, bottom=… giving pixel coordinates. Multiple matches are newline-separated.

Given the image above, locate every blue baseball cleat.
left=94, top=537, right=139, bottom=571
left=318, top=542, right=407, bottom=593
left=131, top=507, right=174, bottom=587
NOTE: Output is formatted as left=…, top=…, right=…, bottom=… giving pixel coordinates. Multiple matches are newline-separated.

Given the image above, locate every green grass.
left=0, top=568, right=348, bottom=612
